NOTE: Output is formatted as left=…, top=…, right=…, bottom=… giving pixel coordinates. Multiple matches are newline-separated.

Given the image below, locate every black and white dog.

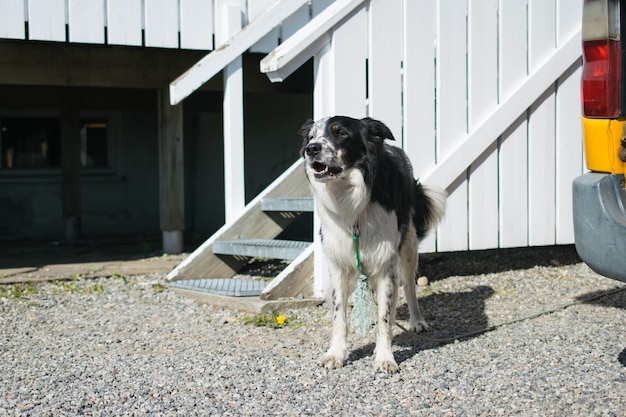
left=299, top=116, right=446, bottom=373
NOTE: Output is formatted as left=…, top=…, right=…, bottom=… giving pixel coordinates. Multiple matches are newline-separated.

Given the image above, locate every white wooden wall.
left=314, top=0, right=584, bottom=253
left=0, top=0, right=323, bottom=51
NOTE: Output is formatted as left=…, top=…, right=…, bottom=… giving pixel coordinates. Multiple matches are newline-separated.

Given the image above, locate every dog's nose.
left=305, top=142, right=321, bottom=156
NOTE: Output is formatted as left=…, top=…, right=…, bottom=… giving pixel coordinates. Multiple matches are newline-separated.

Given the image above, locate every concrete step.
left=212, top=239, right=311, bottom=260
left=261, top=197, right=314, bottom=212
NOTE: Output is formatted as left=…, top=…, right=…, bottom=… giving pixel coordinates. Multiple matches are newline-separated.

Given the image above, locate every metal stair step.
left=169, top=278, right=266, bottom=297
left=213, top=239, right=311, bottom=260
left=261, top=197, right=314, bottom=212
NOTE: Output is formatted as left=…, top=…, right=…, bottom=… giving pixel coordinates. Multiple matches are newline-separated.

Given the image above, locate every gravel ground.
left=1, top=245, right=626, bottom=416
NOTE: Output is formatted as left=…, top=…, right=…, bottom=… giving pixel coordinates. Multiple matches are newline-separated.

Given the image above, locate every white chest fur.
left=310, top=169, right=401, bottom=278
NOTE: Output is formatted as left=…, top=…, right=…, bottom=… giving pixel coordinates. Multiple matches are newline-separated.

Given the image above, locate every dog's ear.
left=298, top=119, right=314, bottom=139
left=361, top=117, right=395, bottom=142
left=298, top=119, right=314, bottom=157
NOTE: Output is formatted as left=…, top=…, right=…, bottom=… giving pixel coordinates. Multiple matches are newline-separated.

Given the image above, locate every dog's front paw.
left=321, top=353, right=345, bottom=370
left=375, top=358, right=399, bottom=374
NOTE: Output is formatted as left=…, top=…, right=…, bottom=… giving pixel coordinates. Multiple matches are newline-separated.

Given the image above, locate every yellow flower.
left=276, top=315, right=286, bottom=326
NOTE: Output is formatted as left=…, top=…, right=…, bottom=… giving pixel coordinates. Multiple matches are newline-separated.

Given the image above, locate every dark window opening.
left=80, top=119, right=108, bottom=168
left=0, top=117, right=109, bottom=170
left=0, top=117, right=61, bottom=169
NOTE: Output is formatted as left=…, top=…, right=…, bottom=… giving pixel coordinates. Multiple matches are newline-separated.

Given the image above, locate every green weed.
left=240, top=311, right=302, bottom=329
left=0, top=283, right=38, bottom=302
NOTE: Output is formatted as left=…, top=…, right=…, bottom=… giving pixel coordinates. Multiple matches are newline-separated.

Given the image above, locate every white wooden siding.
left=0, top=0, right=331, bottom=52
left=306, top=0, right=583, bottom=252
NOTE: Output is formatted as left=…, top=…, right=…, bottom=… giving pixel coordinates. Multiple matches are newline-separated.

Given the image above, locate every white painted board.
left=468, top=0, right=499, bottom=250
left=181, top=0, right=214, bottom=50
left=28, top=0, right=66, bottom=41
left=68, top=0, right=105, bottom=44
left=107, top=0, right=142, bottom=46
left=145, top=0, right=179, bottom=48
left=527, top=0, right=557, bottom=246
left=435, top=0, right=468, bottom=251
left=367, top=0, right=402, bottom=144
left=0, top=0, right=25, bottom=39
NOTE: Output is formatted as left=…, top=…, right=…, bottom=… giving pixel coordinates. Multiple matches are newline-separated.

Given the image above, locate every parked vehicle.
left=574, top=0, right=626, bottom=282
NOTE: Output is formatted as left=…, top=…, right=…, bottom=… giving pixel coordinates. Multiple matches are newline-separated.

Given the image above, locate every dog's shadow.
left=347, top=245, right=581, bottom=366
left=347, top=285, right=495, bottom=365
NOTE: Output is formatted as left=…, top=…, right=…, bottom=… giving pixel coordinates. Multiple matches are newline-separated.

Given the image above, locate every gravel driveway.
left=1, top=245, right=625, bottom=416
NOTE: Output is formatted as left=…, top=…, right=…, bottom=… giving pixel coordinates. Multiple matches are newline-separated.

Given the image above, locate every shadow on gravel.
left=618, top=348, right=626, bottom=368
left=420, top=244, right=581, bottom=283
left=576, top=287, right=626, bottom=368
left=346, top=285, right=495, bottom=365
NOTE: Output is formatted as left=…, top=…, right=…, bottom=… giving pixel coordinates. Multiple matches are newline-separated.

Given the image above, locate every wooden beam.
left=158, top=88, right=185, bottom=254
left=61, top=87, right=81, bottom=241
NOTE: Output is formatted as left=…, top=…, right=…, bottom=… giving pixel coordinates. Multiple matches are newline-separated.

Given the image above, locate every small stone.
left=417, top=276, right=429, bottom=286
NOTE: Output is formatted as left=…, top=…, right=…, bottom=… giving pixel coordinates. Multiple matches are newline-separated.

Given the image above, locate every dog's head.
left=298, top=116, right=395, bottom=183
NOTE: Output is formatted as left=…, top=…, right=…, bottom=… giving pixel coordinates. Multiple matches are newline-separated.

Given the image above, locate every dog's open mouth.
left=311, top=162, right=343, bottom=180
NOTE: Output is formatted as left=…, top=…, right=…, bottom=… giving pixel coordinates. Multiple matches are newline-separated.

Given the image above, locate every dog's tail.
left=413, top=182, right=447, bottom=239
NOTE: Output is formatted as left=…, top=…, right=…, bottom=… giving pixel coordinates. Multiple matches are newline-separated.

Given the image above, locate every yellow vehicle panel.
left=582, top=116, right=626, bottom=175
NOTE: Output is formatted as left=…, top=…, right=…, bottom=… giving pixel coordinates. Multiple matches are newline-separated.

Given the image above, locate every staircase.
left=167, top=159, right=323, bottom=312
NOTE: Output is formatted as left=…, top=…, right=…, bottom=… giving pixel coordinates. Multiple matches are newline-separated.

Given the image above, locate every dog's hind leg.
left=400, top=231, right=429, bottom=332
left=374, top=269, right=399, bottom=373
left=321, top=268, right=349, bottom=370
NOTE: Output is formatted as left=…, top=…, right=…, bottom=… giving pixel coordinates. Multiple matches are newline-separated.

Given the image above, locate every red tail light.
left=581, top=0, right=624, bottom=118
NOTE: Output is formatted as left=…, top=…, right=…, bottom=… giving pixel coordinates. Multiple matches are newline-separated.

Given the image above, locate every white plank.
left=28, top=0, right=66, bottom=41
left=145, top=0, right=179, bottom=48
left=467, top=0, right=498, bottom=250
left=403, top=0, right=437, bottom=252
left=556, top=0, right=583, bottom=244
left=468, top=145, right=499, bottom=249
left=107, top=0, right=142, bottom=46
left=68, top=0, right=105, bottom=44
left=555, top=64, right=583, bottom=244
left=435, top=0, right=468, bottom=251
left=367, top=0, right=402, bottom=143
left=180, top=0, right=214, bottom=50
left=499, top=0, right=528, bottom=100
left=328, top=5, right=368, bottom=117
left=437, top=176, right=469, bottom=252
left=498, top=0, right=528, bottom=248
left=499, top=117, right=529, bottom=248
left=0, top=0, right=25, bottom=39
left=222, top=4, right=245, bottom=223
left=528, top=0, right=556, bottom=246
left=528, top=88, right=556, bottom=246
left=249, top=0, right=279, bottom=53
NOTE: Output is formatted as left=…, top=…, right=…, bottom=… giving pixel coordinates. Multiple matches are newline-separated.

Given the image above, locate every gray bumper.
left=573, top=173, right=626, bottom=282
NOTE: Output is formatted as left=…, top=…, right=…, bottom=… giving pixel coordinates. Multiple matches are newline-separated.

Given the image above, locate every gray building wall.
left=0, top=59, right=312, bottom=240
